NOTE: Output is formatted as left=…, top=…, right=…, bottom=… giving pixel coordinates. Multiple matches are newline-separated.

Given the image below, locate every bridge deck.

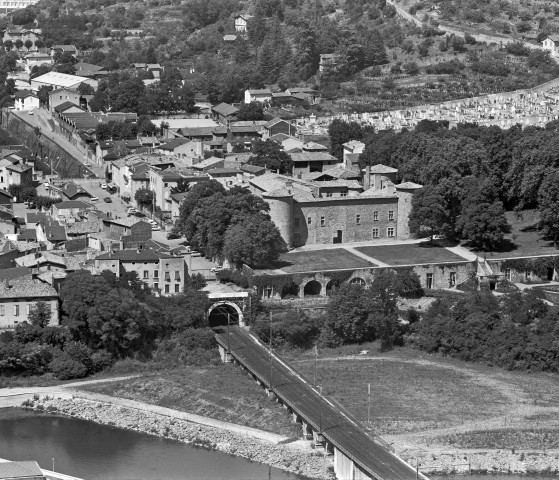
left=215, top=326, right=422, bottom=480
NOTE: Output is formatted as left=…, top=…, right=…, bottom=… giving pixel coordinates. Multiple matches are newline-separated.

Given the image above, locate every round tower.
left=264, top=185, right=294, bottom=249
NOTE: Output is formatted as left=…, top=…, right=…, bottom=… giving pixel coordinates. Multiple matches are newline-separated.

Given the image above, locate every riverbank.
left=22, top=396, right=335, bottom=480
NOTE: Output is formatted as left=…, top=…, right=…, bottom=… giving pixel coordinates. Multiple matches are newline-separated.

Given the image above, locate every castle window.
left=450, top=272, right=456, bottom=287
left=320, top=217, right=325, bottom=227
left=372, top=228, right=379, bottom=238
left=340, top=192, right=347, bottom=197
left=505, top=268, right=511, bottom=281
left=14, top=305, right=19, bottom=316
left=356, top=215, right=361, bottom=225
left=294, top=217, right=300, bottom=227
left=373, top=211, right=378, bottom=221
left=0, top=305, right=4, bottom=316
left=388, top=210, right=394, bottom=221
left=387, top=227, right=395, bottom=237
left=307, top=217, right=312, bottom=225
left=326, top=192, right=332, bottom=197
left=426, top=273, right=433, bottom=289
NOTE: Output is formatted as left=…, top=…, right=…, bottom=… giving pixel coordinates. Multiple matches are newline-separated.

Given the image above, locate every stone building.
left=93, top=248, right=187, bottom=295
left=249, top=164, right=422, bottom=248
left=0, top=279, right=59, bottom=329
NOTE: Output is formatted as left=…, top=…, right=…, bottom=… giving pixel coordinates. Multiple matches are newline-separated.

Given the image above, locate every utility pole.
left=313, top=345, right=318, bottom=386
left=227, top=312, right=230, bottom=355
left=367, top=383, right=371, bottom=429
left=269, top=311, right=273, bottom=391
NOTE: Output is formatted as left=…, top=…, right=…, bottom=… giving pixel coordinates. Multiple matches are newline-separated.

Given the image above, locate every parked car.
left=104, top=197, right=112, bottom=203
left=166, top=232, right=180, bottom=240
left=210, top=266, right=222, bottom=273
left=151, top=225, right=161, bottom=231
left=101, top=183, right=108, bottom=189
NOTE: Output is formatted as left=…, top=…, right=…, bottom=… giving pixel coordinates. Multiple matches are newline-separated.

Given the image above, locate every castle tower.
left=395, top=182, right=423, bottom=240
left=263, top=183, right=294, bottom=249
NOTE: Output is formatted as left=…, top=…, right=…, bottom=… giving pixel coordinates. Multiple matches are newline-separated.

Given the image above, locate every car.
left=190, top=250, right=201, bottom=257
left=151, top=225, right=161, bottom=231
left=90, top=196, right=99, bottom=202
left=43, top=182, right=50, bottom=187
left=101, top=183, right=108, bottom=189
left=27, top=202, right=36, bottom=209
left=104, top=197, right=112, bottom=203
left=210, top=266, right=222, bottom=273
left=166, top=232, right=180, bottom=240
left=148, top=219, right=157, bottom=225
left=133, top=212, right=146, bottom=218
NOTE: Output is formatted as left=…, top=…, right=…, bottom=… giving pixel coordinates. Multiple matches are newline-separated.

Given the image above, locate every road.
left=215, top=327, right=424, bottom=480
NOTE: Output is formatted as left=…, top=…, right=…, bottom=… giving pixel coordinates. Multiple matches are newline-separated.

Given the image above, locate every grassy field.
left=83, top=365, right=302, bottom=438
left=284, top=344, right=559, bottom=449
left=483, top=210, right=559, bottom=259
left=356, top=244, right=468, bottom=266
left=279, top=248, right=375, bottom=273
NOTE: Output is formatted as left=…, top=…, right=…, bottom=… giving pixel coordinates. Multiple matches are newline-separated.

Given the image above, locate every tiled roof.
left=6, top=163, right=32, bottom=173
left=0, top=279, right=58, bottom=299
left=318, top=179, right=361, bottom=189
left=103, top=217, right=150, bottom=228
left=26, top=212, right=48, bottom=224
left=367, top=164, right=398, bottom=174
left=54, top=200, right=92, bottom=210
left=223, top=34, right=237, bottom=41
left=54, top=101, right=81, bottom=113
left=158, top=138, right=190, bottom=151
left=321, top=165, right=360, bottom=179
left=33, top=71, right=87, bottom=87
left=248, top=89, right=272, bottom=95
left=44, top=225, right=67, bottom=241
left=95, top=248, right=175, bottom=261
left=396, top=181, right=423, bottom=189
left=290, top=152, right=338, bottom=162
left=170, top=192, right=189, bottom=202
left=343, top=140, right=365, bottom=149
left=302, top=141, right=328, bottom=151
left=0, top=266, right=32, bottom=281
left=208, top=167, right=241, bottom=175
left=17, top=229, right=37, bottom=241
left=241, top=164, right=266, bottom=174
left=14, top=89, right=37, bottom=99
left=212, top=102, right=238, bottom=117
left=66, top=220, right=100, bottom=234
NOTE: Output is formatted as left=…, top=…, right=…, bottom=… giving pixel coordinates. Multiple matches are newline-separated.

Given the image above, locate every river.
left=0, top=409, right=301, bottom=480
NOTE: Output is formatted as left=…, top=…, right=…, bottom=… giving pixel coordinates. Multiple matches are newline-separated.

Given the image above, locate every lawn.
left=356, top=243, right=468, bottom=266
left=284, top=344, right=559, bottom=448
left=278, top=248, right=375, bottom=273
left=482, top=210, right=559, bottom=259
left=83, top=365, right=301, bottom=438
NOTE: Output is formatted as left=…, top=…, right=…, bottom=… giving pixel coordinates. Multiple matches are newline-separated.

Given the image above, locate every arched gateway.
left=207, top=292, right=250, bottom=327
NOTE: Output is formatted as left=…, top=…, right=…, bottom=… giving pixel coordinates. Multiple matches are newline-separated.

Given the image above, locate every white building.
left=542, top=35, right=559, bottom=56
left=234, top=14, right=253, bottom=32
left=244, top=89, right=273, bottom=104
left=14, top=90, right=39, bottom=110
left=0, top=0, right=38, bottom=12
left=30, top=71, right=95, bottom=91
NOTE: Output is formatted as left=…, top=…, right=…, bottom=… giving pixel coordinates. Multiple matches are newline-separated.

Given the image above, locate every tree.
left=538, top=169, right=559, bottom=247
left=236, top=102, right=264, bottom=121
left=134, top=187, right=154, bottom=207
left=77, top=83, right=94, bottom=95
left=320, top=284, right=375, bottom=347
left=223, top=212, right=287, bottom=268
left=24, top=39, right=33, bottom=51
left=249, top=139, right=293, bottom=174
left=3, top=40, right=12, bottom=52
left=328, top=119, right=363, bottom=161
left=28, top=302, right=52, bottom=328
left=456, top=181, right=510, bottom=251
left=408, top=187, right=449, bottom=243
left=14, top=39, right=23, bottom=51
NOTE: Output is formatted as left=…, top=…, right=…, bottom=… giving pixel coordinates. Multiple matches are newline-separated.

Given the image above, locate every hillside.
left=3, top=0, right=558, bottom=115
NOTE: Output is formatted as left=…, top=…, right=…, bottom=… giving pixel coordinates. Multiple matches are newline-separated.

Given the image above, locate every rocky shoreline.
left=23, top=397, right=335, bottom=480
left=400, top=449, right=559, bottom=476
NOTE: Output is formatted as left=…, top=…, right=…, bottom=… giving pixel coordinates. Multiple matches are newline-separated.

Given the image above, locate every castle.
left=248, top=164, right=422, bottom=248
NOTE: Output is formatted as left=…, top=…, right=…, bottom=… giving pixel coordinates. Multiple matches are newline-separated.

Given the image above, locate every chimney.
left=285, top=181, right=293, bottom=194
left=364, top=165, right=371, bottom=190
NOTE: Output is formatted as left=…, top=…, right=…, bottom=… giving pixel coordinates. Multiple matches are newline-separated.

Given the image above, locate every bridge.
left=214, top=326, right=428, bottom=480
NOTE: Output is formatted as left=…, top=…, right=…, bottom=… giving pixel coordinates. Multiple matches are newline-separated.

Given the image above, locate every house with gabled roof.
left=211, top=102, right=239, bottom=123
left=244, top=88, right=272, bottom=104
left=235, top=13, right=253, bottom=32
left=262, top=117, right=297, bottom=138
left=542, top=35, right=559, bottom=56
left=14, top=90, right=39, bottom=111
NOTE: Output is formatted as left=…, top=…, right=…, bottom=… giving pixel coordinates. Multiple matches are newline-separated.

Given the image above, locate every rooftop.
left=32, top=71, right=88, bottom=87
left=0, top=279, right=58, bottom=299
left=290, top=152, right=338, bottom=162
left=95, top=248, right=176, bottom=261
left=212, top=102, right=239, bottom=117
left=367, top=164, right=398, bottom=174
left=54, top=200, right=92, bottom=210
left=0, top=461, right=44, bottom=479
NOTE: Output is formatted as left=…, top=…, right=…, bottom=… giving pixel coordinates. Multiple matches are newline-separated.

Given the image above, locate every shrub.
left=49, top=351, right=88, bottom=380
left=91, top=350, right=114, bottom=372
left=64, top=341, right=94, bottom=373
left=253, top=311, right=321, bottom=349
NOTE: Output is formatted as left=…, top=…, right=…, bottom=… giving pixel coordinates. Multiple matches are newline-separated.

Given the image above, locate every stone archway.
left=208, top=301, right=244, bottom=327
left=304, top=280, right=322, bottom=297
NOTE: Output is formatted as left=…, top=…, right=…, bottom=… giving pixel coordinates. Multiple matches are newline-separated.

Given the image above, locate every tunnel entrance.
left=208, top=302, right=241, bottom=328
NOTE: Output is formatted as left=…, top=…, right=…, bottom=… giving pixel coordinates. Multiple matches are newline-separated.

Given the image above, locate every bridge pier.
left=334, top=447, right=372, bottom=480
left=301, top=421, right=313, bottom=439
left=218, top=345, right=232, bottom=363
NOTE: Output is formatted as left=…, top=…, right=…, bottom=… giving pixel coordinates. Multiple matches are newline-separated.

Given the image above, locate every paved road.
left=215, top=327, right=424, bottom=480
